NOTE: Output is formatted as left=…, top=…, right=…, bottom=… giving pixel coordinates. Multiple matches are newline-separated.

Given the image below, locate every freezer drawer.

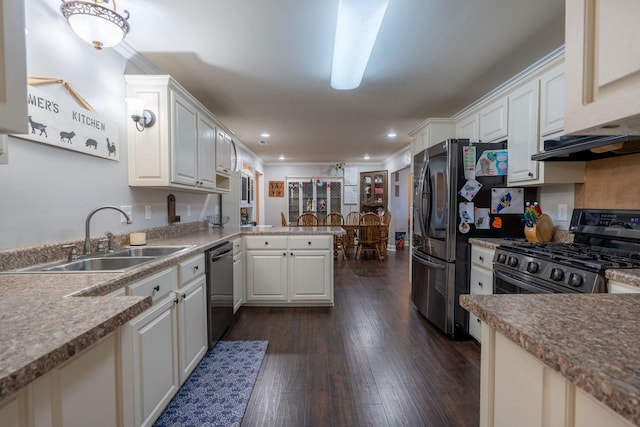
left=411, top=250, right=455, bottom=335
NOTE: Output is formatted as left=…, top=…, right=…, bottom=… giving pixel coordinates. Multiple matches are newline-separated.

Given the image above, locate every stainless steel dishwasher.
left=206, top=241, right=234, bottom=349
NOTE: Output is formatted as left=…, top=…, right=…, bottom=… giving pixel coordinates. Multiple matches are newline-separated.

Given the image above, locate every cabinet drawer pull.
left=477, top=318, right=481, bottom=324
left=174, top=297, right=180, bottom=304
left=528, top=172, right=534, bottom=177
left=193, top=265, right=199, bottom=273
left=182, top=293, right=187, bottom=299
left=153, top=285, right=160, bottom=292
left=478, top=282, right=483, bottom=287
left=478, top=256, right=484, bottom=262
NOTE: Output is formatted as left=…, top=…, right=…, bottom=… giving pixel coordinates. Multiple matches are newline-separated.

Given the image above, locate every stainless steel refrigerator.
left=411, top=139, right=535, bottom=337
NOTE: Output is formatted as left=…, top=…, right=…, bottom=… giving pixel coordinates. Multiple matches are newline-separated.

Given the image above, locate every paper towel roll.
left=130, top=232, right=146, bottom=246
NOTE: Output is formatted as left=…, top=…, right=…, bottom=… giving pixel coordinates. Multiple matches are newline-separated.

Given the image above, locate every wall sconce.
left=60, top=0, right=131, bottom=50
left=125, top=98, right=156, bottom=132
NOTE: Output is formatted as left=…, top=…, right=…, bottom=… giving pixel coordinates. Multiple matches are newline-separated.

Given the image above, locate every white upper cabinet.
left=410, top=119, right=455, bottom=154
left=507, top=80, right=540, bottom=183
left=125, top=75, right=230, bottom=193
left=0, top=0, right=28, bottom=134
left=478, top=97, right=508, bottom=142
left=456, top=114, right=479, bottom=141
left=539, top=65, right=565, bottom=136
left=456, top=97, right=507, bottom=143
left=565, top=0, right=640, bottom=135
left=216, top=130, right=232, bottom=175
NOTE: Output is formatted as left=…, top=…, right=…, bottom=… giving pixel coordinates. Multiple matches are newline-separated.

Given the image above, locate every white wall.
left=0, top=1, right=221, bottom=250
left=538, top=184, right=576, bottom=230
left=262, top=162, right=385, bottom=226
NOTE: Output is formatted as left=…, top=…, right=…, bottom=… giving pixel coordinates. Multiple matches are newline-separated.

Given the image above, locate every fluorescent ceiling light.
left=331, top=0, right=390, bottom=90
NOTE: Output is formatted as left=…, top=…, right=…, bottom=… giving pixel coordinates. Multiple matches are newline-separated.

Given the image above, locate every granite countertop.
left=0, top=225, right=343, bottom=401
left=460, top=293, right=640, bottom=425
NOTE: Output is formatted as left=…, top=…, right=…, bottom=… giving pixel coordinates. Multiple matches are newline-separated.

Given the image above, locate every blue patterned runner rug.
left=154, top=340, right=268, bottom=427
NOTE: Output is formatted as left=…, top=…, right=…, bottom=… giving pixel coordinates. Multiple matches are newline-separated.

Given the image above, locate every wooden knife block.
left=524, top=214, right=554, bottom=242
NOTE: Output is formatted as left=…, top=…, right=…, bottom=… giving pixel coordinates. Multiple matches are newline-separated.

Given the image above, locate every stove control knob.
left=568, top=273, right=583, bottom=287
left=550, top=268, right=564, bottom=281
left=496, top=253, right=507, bottom=264
left=526, top=261, right=539, bottom=273
left=507, top=256, right=519, bottom=267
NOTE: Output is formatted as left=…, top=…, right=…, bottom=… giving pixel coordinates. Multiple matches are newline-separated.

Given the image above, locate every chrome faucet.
left=84, top=206, right=132, bottom=254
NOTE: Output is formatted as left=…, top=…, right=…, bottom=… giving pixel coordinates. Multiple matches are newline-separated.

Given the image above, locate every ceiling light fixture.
left=363, top=154, right=371, bottom=160
left=330, top=0, right=390, bottom=90
left=60, top=0, right=131, bottom=50
left=261, top=133, right=270, bottom=138
left=387, top=132, right=397, bottom=138
left=278, top=155, right=286, bottom=161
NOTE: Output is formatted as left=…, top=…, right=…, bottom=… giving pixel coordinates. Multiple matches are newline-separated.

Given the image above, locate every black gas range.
left=493, top=209, right=640, bottom=294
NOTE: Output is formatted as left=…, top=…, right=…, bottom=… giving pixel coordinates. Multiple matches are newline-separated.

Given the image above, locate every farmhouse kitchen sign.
left=14, top=85, right=120, bottom=161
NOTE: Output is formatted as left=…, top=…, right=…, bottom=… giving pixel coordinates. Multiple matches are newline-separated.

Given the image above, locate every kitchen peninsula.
left=0, top=224, right=344, bottom=424
left=460, top=293, right=640, bottom=426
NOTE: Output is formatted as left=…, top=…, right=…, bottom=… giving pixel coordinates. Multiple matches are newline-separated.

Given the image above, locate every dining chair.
left=356, top=212, right=384, bottom=261
left=380, top=210, right=392, bottom=254
left=323, top=212, right=347, bottom=260
left=295, top=212, right=319, bottom=226
left=281, top=212, right=288, bottom=226
left=343, top=211, right=361, bottom=255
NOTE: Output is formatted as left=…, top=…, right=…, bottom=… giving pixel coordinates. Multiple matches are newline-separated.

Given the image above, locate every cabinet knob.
left=283, top=252, right=287, bottom=256
left=174, top=297, right=180, bottom=304
left=528, top=172, right=534, bottom=177
left=153, top=285, right=160, bottom=292
left=308, top=241, right=312, bottom=245
left=478, top=281, right=483, bottom=287
left=193, top=265, right=199, bottom=273
left=264, top=241, right=269, bottom=245
left=478, top=256, right=484, bottom=262
left=477, top=318, right=481, bottom=324
left=182, top=293, right=187, bottom=299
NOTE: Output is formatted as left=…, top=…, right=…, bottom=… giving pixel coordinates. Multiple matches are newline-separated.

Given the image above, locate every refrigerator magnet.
left=459, top=202, right=475, bottom=223
left=475, top=208, right=491, bottom=229
left=459, top=221, right=471, bottom=234
left=458, top=179, right=483, bottom=201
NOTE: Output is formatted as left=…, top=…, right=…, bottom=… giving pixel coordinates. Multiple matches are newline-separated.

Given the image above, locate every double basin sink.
left=13, top=246, right=193, bottom=273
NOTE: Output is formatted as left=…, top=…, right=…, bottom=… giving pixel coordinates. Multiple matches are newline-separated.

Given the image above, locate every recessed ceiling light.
left=278, top=155, right=285, bottom=161
left=387, top=132, right=397, bottom=138
left=260, top=132, right=270, bottom=138
left=363, top=154, right=371, bottom=160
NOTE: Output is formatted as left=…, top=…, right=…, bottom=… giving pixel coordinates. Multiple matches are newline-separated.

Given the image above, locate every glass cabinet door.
left=286, top=178, right=343, bottom=223
left=360, top=170, right=388, bottom=213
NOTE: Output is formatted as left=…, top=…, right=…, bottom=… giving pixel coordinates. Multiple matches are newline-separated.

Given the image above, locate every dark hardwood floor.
left=224, top=249, right=481, bottom=427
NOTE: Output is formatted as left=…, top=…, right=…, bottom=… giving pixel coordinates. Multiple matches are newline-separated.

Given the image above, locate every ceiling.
left=121, top=0, right=565, bottom=164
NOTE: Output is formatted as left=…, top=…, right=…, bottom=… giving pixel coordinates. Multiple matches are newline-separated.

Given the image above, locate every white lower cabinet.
left=121, top=290, right=179, bottom=427
left=245, top=235, right=333, bottom=305
left=608, top=280, right=640, bottom=294
left=481, top=325, right=634, bottom=427
left=177, top=275, right=207, bottom=384
left=469, top=245, right=495, bottom=341
left=232, top=238, right=245, bottom=313
left=0, top=333, right=119, bottom=427
left=177, top=254, right=207, bottom=385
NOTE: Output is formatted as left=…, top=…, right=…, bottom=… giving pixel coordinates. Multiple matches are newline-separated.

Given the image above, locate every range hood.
left=531, top=134, right=640, bottom=161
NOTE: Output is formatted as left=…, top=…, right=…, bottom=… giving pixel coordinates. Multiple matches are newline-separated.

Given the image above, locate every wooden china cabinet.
left=360, top=170, right=387, bottom=213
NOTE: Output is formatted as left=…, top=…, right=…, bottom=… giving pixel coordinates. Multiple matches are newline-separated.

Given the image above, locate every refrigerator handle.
left=416, top=154, right=429, bottom=240
left=423, top=163, right=433, bottom=238
left=412, top=252, right=446, bottom=269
